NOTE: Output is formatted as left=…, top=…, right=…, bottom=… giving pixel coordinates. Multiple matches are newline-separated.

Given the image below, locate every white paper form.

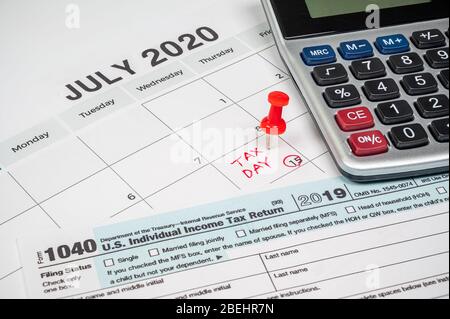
left=19, top=175, right=449, bottom=299
left=0, top=1, right=449, bottom=299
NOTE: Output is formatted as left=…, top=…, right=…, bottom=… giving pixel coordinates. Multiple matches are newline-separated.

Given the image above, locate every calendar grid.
left=76, top=137, right=154, bottom=210
left=110, top=164, right=212, bottom=219
left=7, top=172, right=61, bottom=228
left=140, top=104, right=243, bottom=191
left=270, top=151, right=329, bottom=184
left=0, top=205, right=35, bottom=227
left=1, top=70, right=326, bottom=230
left=0, top=267, right=21, bottom=282
left=235, top=78, right=290, bottom=104
left=200, top=76, right=328, bottom=175
left=256, top=52, right=289, bottom=76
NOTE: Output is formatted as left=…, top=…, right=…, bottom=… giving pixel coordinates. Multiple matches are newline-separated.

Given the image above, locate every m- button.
left=336, top=107, right=374, bottom=132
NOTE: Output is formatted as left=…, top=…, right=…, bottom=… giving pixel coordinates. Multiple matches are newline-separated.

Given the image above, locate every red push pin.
left=260, top=91, right=290, bottom=150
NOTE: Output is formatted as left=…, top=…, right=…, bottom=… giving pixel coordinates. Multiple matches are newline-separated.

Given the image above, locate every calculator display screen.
left=305, top=0, right=431, bottom=19
left=270, top=0, right=448, bottom=39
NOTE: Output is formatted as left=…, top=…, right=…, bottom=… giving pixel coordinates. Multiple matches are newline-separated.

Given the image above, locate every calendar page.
left=0, top=0, right=340, bottom=298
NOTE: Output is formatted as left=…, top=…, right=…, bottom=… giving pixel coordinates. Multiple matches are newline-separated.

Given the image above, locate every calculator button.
left=425, top=48, right=449, bottom=69
left=430, top=118, right=449, bottom=143
left=375, top=34, right=410, bottom=55
left=336, top=107, right=374, bottom=132
left=402, top=73, right=438, bottom=95
left=388, top=53, right=424, bottom=74
left=411, top=29, right=446, bottom=49
left=389, top=124, right=429, bottom=150
left=363, top=78, right=400, bottom=102
left=350, top=58, right=386, bottom=80
left=301, top=45, right=336, bottom=66
left=312, top=63, right=348, bottom=86
left=324, top=85, right=361, bottom=108
left=439, top=70, right=449, bottom=89
left=339, top=40, right=373, bottom=60
left=348, top=130, right=388, bottom=157
left=415, top=95, right=449, bottom=119
left=376, top=100, right=414, bottom=125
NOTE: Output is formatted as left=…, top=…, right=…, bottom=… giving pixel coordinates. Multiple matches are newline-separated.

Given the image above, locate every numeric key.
left=412, top=29, right=446, bottom=49
left=376, top=100, right=414, bottom=125
left=389, top=124, right=429, bottom=150
left=350, top=58, right=386, bottom=80
left=324, top=85, right=361, bottom=108
left=430, top=118, right=449, bottom=143
left=439, top=70, right=449, bottom=89
left=425, top=48, right=449, bottom=69
left=402, top=73, right=438, bottom=95
left=312, top=63, right=348, bottom=86
left=388, top=53, right=424, bottom=74
left=363, top=78, right=400, bottom=102
left=415, top=95, right=449, bottom=118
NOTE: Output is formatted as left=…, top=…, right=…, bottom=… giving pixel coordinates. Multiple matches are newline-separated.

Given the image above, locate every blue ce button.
left=375, top=34, right=410, bottom=54
left=302, top=45, right=336, bottom=66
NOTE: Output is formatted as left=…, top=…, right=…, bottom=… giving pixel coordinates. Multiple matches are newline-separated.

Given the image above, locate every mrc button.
left=302, top=45, right=336, bottom=66
left=336, top=107, right=374, bottom=132
left=348, top=130, right=389, bottom=157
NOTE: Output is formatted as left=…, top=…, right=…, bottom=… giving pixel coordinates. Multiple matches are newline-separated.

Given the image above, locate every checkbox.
left=437, top=187, right=447, bottom=195
left=346, top=206, right=357, bottom=214
left=103, top=258, right=115, bottom=268
left=148, top=248, right=160, bottom=257
left=236, top=230, right=247, bottom=238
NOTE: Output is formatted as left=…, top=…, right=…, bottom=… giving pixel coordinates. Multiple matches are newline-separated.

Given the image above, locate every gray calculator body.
left=262, top=0, right=449, bottom=181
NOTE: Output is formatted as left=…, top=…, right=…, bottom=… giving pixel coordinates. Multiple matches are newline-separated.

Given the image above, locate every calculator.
left=262, top=0, right=449, bottom=181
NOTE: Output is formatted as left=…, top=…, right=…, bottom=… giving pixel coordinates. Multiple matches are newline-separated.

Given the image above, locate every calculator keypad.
left=350, top=58, right=386, bottom=80
left=336, top=107, right=374, bottom=132
left=439, top=70, right=449, bottom=89
left=388, top=53, right=424, bottom=74
left=402, top=73, right=438, bottom=95
left=415, top=95, right=449, bottom=119
left=430, top=118, right=450, bottom=143
left=339, top=40, right=373, bottom=60
left=312, top=63, right=348, bottom=86
left=302, top=25, right=448, bottom=160
left=375, top=34, right=410, bottom=54
left=348, top=130, right=388, bottom=156
left=425, top=48, right=449, bottom=69
left=389, top=124, right=429, bottom=150
left=363, top=78, right=400, bottom=101
left=411, top=29, right=446, bottom=49
left=376, top=100, right=414, bottom=125
left=302, top=45, right=336, bottom=66
left=324, top=84, right=361, bottom=108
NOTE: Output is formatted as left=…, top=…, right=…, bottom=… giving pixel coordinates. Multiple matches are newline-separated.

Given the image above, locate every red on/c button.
left=336, top=106, right=374, bottom=132
left=349, top=130, right=389, bottom=157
